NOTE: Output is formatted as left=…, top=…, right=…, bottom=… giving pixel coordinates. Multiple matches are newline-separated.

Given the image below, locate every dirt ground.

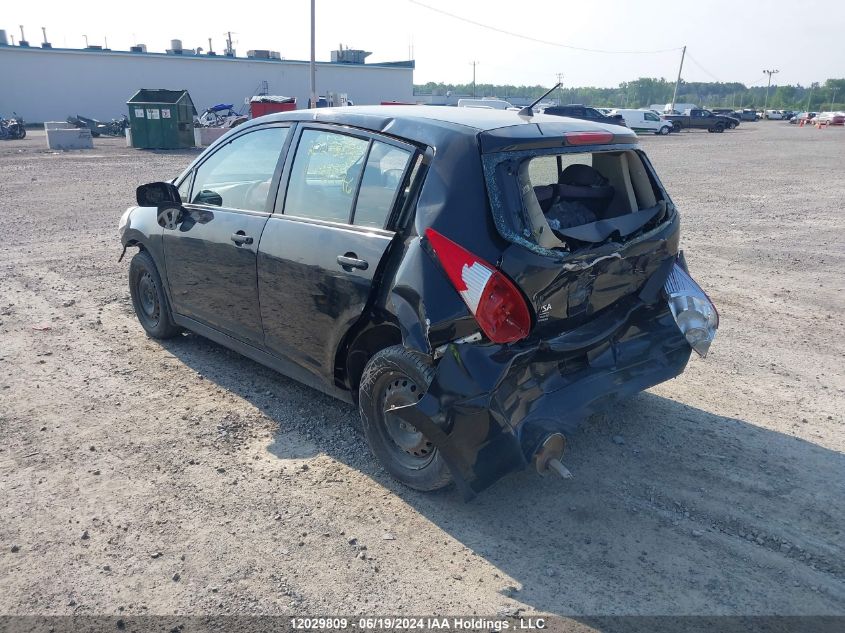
left=0, top=122, right=843, bottom=620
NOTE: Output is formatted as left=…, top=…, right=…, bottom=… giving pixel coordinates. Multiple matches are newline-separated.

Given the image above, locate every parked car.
left=790, top=111, right=818, bottom=124
left=119, top=106, right=718, bottom=499
left=764, top=110, right=784, bottom=120
left=732, top=109, right=759, bottom=121
left=609, top=108, right=674, bottom=135
left=542, top=104, right=626, bottom=126
left=663, top=108, right=739, bottom=132
left=814, top=111, right=845, bottom=125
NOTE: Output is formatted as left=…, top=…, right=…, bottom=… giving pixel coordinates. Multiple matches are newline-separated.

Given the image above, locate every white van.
left=457, top=98, right=514, bottom=110
left=610, top=109, right=674, bottom=135
left=663, top=102, right=698, bottom=114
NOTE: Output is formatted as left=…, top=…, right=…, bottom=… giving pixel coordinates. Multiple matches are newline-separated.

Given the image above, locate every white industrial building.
left=0, top=44, right=416, bottom=123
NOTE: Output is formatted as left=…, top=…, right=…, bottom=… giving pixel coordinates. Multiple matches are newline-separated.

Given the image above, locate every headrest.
left=560, top=164, right=609, bottom=187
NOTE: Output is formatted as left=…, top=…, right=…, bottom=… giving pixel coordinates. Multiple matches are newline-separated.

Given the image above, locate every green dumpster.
left=127, top=89, right=197, bottom=149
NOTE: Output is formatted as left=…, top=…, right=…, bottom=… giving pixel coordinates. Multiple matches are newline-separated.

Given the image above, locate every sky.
left=5, top=0, right=841, bottom=88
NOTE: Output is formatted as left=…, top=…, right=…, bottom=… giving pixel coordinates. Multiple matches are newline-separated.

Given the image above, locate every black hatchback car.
left=119, top=106, right=718, bottom=499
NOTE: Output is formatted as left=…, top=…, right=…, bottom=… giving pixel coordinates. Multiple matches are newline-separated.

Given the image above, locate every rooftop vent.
left=247, top=49, right=281, bottom=60
left=331, top=44, right=371, bottom=64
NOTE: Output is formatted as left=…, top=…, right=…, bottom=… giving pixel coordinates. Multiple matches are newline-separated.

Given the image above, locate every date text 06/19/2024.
left=289, top=617, right=547, bottom=630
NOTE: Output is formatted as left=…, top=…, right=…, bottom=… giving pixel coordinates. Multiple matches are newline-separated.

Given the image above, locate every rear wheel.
left=128, top=250, right=181, bottom=339
left=358, top=345, right=452, bottom=492
left=714, top=123, right=725, bottom=133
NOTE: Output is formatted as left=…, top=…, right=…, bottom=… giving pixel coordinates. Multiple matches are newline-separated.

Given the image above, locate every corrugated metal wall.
left=0, top=47, right=415, bottom=122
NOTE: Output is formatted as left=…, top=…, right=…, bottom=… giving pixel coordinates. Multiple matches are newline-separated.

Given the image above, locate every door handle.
left=337, top=254, right=369, bottom=271
left=231, top=232, right=253, bottom=246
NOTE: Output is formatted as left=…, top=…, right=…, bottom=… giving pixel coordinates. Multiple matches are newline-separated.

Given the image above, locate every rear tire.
left=358, top=345, right=453, bottom=492
left=128, top=250, right=181, bottom=339
left=715, top=124, right=725, bottom=133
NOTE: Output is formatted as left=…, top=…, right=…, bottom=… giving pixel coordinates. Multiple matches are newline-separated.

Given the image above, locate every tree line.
left=414, top=78, right=845, bottom=110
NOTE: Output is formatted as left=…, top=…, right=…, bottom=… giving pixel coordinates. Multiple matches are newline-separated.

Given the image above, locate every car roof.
left=242, top=105, right=635, bottom=149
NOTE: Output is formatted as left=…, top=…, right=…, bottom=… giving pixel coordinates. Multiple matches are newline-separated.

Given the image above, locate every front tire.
left=358, top=345, right=453, bottom=492
left=128, top=250, right=180, bottom=339
left=658, top=125, right=670, bottom=135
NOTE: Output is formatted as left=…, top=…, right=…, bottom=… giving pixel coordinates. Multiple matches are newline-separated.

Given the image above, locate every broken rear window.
left=484, top=148, right=673, bottom=256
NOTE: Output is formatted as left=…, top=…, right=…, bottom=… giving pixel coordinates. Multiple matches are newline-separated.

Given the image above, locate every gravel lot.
left=1, top=122, right=843, bottom=619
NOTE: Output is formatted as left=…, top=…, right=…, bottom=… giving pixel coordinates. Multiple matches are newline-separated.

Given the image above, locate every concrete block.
left=46, top=128, right=94, bottom=150
left=194, top=127, right=227, bottom=147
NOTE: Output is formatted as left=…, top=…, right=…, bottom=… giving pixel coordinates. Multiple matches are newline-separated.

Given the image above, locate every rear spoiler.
left=479, top=122, right=637, bottom=153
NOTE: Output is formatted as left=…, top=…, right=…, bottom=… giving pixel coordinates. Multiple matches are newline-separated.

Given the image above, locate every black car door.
left=163, top=124, right=292, bottom=346
left=257, top=125, right=418, bottom=381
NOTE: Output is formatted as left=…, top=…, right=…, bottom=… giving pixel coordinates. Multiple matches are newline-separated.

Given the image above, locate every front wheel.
left=17, top=127, right=26, bottom=139
left=128, top=250, right=181, bottom=339
left=658, top=125, right=670, bottom=135
left=358, top=346, right=453, bottom=492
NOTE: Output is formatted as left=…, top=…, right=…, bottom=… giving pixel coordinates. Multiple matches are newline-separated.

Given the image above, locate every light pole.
left=762, top=69, right=779, bottom=113
left=556, top=73, right=564, bottom=106
left=830, top=88, right=838, bottom=111
left=470, top=61, right=479, bottom=97
left=309, top=0, right=317, bottom=109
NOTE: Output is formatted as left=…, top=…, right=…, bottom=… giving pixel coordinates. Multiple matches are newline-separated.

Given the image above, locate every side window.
left=644, top=112, right=659, bottom=122
left=352, top=141, right=412, bottom=229
left=190, top=127, right=289, bottom=211
left=283, top=129, right=369, bottom=223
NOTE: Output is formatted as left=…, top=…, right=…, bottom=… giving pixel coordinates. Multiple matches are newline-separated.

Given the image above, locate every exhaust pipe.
left=534, top=433, right=573, bottom=480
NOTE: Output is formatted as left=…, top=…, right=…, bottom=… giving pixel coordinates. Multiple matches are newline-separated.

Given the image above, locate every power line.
left=685, top=53, right=722, bottom=83
left=407, top=0, right=682, bottom=54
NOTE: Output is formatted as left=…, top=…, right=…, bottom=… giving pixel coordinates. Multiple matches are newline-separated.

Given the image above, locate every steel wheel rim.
left=379, top=372, right=435, bottom=470
left=137, top=272, right=160, bottom=325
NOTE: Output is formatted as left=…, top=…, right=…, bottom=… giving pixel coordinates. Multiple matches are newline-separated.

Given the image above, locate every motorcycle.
left=0, top=112, right=26, bottom=140
left=67, top=114, right=129, bottom=137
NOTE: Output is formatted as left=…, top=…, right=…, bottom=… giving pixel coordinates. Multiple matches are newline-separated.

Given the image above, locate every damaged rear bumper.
left=392, top=300, right=693, bottom=500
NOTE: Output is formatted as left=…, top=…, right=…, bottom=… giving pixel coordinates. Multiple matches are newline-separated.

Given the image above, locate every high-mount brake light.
left=564, top=131, right=614, bottom=145
left=424, top=229, right=532, bottom=344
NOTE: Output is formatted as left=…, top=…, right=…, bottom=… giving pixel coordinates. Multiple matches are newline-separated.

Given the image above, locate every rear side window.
left=190, top=127, right=289, bottom=211
left=283, top=130, right=412, bottom=229
left=353, top=142, right=412, bottom=228
left=284, top=129, right=369, bottom=223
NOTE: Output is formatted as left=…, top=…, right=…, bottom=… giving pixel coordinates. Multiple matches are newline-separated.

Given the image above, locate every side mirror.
left=136, top=181, right=181, bottom=207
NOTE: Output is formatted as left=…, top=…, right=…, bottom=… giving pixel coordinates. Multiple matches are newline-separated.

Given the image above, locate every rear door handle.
left=337, top=254, right=369, bottom=271
left=231, top=232, right=253, bottom=246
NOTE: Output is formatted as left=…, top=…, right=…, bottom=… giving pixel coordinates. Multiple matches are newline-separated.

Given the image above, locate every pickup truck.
left=662, top=109, right=739, bottom=132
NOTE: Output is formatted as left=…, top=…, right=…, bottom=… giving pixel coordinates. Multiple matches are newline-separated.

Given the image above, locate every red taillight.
left=425, top=228, right=532, bottom=344
left=563, top=131, right=614, bottom=145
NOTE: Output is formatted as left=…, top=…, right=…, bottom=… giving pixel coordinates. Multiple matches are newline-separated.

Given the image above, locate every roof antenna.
left=518, top=83, right=561, bottom=119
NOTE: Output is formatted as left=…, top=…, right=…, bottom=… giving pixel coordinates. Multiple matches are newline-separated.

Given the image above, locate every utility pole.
left=830, top=87, right=838, bottom=111
left=310, top=0, right=317, bottom=108
left=762, top=69, right=779, bottom=112
left=671, top=46, right=686, bottom=114
left=807, top=86, right=813, bottom=111
left=469, top=61, right=479, bottom=97
left=556, top=73, right=564, bottom=105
